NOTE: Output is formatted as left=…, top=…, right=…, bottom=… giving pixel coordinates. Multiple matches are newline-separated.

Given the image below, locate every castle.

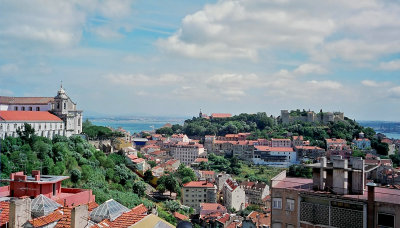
left=280, top=109, right=344, bottom=124
left=0, top=85, right=83, bottom=138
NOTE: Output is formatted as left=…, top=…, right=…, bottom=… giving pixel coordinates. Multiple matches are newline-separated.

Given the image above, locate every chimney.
left=367, top=182, right=378, bottom=228
left=71, top=204, right=89, bottom=228
left=10, top=197, right=32, bottom=228
left=32, top=170, right=41, bottom=181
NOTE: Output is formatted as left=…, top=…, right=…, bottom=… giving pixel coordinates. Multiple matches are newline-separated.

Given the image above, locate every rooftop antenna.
left=61, top=80, right=63, bottom=89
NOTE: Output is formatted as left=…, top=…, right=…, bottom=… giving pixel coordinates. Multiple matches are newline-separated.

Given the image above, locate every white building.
left=171, top=142, right=205, bottom=165
left=222, top=178, right=246, bottom=211
left=0, top=111, right=64, bottom=139
left=170, top=134, right=190, bottom=143
left=252, top=146, right=297, bottom=168
left=0, top=85, right=83, bottom=138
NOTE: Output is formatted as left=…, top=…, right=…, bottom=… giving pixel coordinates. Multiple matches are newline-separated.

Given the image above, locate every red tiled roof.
left=91, top=204, right=148, bottom=228
left=173, top=212, right=189, bottom=221
left=0, top=201, right=9, bottom=226
left=0, top=96, right=54, bottom=105
left=55, top=207, right=72, bottom=228
left=211, top=113, right=232, bottom=118
left=165, top=159, right=179, bottom=166
left=200, top=170, right=215, bottom=175
left=0, top=111, right=62, bottom=121
left=132, top=158, right=145, bottom=163
left=200, top=203, right=226, bottom=212
left=271, top=138, right=291, bottom=141
left=194, top=158, right=208, bottom=163
left=184, top=181, right=214, bottom=188
left=227, top=221, right=241, bottom=228
left=255, top=146, right=294, bottom=152
left=225, top=179, right=238, bottom=191
left=128, top=155, right=138, bottom=160
left=29, top=210, right=63, bottom=227
left=326, top=138, right=347, bottom=143
left=216, top=213, right=230, bottom=224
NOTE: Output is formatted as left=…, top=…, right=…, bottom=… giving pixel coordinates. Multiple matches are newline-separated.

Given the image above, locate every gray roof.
left=31, top=194, right=62, bottom=218
left=90, top=199, right=130, bottom=223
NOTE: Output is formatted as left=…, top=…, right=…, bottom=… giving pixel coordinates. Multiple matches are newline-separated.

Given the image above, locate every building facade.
left=182, top=181, right=217, bottom=212
left=0, top=85, right=83, bottom=138
left=223, top=178, right=246, bottom=211
left=171, top=142, right=205, bottom=165
left=0, top=111, right=65, bottom=139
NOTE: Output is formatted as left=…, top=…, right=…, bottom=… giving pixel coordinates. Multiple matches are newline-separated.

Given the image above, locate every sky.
left=1, top=0, right=400, bottom=121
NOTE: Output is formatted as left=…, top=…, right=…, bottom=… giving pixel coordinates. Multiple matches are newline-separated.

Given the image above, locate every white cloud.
left=293, top=64, right=328, bottom=75
left=0, top=89, right=13, bottom=96
left=159, top=0, right=400, bottom=63
left=380, top=59, right=400, bottom=71
left=361, top=80, right=391, bottom=87
left=104, top=73, right=183, bottom=86
left=388, top=86, right=400, bottom=98
left=307, top=80, right=342, bottom=89
left=158, top=0, right=335, bottom=60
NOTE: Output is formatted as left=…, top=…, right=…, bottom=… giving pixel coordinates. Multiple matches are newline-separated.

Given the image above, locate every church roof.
left=0, top=96, right=54, bottom=105
left=0, top=111, right=63, bottom=122
left=31, top=194, right=63, bottom=218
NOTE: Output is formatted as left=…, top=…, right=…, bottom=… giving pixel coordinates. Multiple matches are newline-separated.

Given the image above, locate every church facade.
left=0, top=86, right=83, bottom=138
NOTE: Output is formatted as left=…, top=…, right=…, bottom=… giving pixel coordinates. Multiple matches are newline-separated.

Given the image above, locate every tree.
left=164, top=200, right=181, bottom=212
left=132, top=181, right=147, bottom=197
left=158, top=175, right=180, bottom=196
left=70, top=169, right=81, bottom=183
left=17, top=123, right=35, bottom=144
left=144, top=169, right=154, bottom=183
left=176, top=164, right=197, bottom=182
left=148, top=160, right=157, bottom=168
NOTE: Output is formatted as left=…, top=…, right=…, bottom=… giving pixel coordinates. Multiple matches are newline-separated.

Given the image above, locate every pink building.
left=1, top=170, right=95, bottom=207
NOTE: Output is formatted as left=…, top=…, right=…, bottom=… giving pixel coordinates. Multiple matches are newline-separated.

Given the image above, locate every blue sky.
left=1, top=0, right=400, bottom=121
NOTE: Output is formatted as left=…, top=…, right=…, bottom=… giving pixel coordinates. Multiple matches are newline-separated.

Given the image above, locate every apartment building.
left=252, top=146, right=297, bottom=168
left=270, top=157, right=400, bottom=228
left=171, top=142, right=205, bottom=165
left=182, top=181, right=217, bottom=212
left=271, top=138, right=291, bottom=147
left=240, top=181, right=270, bottom=206
left=223, top=178, right=246, bottom=211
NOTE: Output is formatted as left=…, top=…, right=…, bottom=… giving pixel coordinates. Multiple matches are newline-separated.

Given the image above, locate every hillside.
left=0, top=123, right=153, bottom=209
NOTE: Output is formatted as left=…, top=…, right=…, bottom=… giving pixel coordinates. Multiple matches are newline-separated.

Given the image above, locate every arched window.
left=14, top=107, right=18, bottom=111
left=57, top=103, right=60, bottom=109
left=64, top=103, right=66, bottom=109
left=36, top=107, right=40, bottom=111
left=22, top=107, right=25, bottom=111
left=29, top=107, right=32, bottom=111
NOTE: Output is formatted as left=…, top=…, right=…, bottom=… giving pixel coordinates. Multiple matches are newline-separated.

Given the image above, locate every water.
left=92, top=119, right=184, bottom=134
left=375, top=132, right=400, bottom=139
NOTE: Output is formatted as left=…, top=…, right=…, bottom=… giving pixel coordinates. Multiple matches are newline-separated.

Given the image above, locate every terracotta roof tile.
left=184, top=181, right=214, bottom=188
left=173, top=212, right=189, bottom=221
left=0, top=96, right=54, bottom=105
left=0, top=111, right=63, bottom=121
left=29, top=209, right=64, bottom=227
left=0, top=201, right=9, bottom=226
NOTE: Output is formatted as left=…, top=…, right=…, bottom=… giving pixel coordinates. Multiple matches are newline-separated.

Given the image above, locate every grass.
left=234, top=162, right=285, bottom=184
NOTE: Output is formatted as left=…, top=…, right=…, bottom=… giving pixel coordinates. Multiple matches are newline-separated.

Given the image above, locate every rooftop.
left=183, top=181, right=215, bottom=188
left=0, top=96, right=54, bottom=105
left=0, top=111, right=62, bottom=122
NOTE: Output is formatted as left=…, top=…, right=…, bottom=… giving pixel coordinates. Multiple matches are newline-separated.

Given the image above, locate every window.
left=36, top=107, right=40, bottom=111
left=57, top=103, right=60, bottom=109
left=378, top=213, right=394, bottom=228
left=64, top=103, right=66, bottom=109
left=53, top=183, right=56, bottom=196
left=22, top=107, right=25, bottom=111
left=286, top=225, right=294, bottom=228
left=272, top=198, right=282, bottom=209
left=14, top=107, right=18, bottom=111
left=272, top=223, right=282, bottom=228
left=29, top=107, right=32, bottom=111
left=286, top=199, right=295, bottom=211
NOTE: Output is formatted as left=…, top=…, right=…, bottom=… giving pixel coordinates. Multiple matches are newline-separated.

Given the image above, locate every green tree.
left=164, top=200, right=181, bottom=212
left=70, top=169, right=81, bottom=183
left=144, top=169, right=154, bottom=183
left=132, top=181, right=147, bottom=197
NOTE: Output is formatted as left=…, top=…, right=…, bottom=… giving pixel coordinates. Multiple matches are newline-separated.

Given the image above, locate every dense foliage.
left=288, top=165, right=312, bottom=178
left=82, top=119, right=124, bottom=139
left=0, top=123, right=153, bottom=209
left=199, top=153, right=241, bottom=175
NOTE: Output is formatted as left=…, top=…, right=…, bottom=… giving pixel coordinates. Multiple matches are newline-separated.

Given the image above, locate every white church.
left=0, top=85, right=83, bottom=139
